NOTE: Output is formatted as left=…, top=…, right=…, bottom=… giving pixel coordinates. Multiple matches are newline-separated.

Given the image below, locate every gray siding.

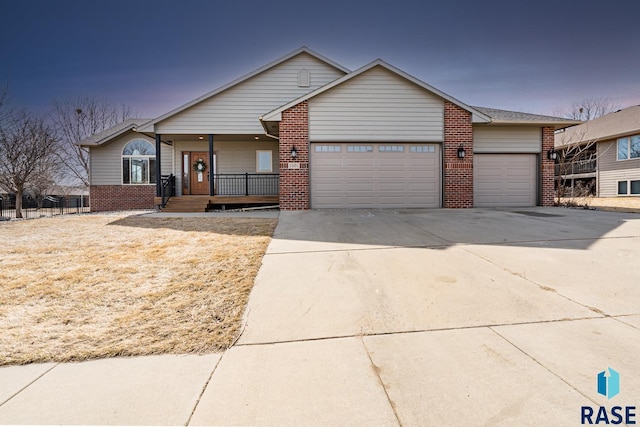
left=172, top=139, right=279, bottom=196
left=473, top=126, right=541, bottom=153
left=308, top=66, right=444, bottom=142
left=598, top=140, right=640, bottom=196
left=90, top=132, right=171, bottom=185
left=156, top=53, right=345, bottom=134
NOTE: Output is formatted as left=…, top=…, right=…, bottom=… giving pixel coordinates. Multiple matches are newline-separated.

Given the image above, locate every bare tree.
left=0, top=110, right=58, bottom=218
left=553, top=97, right=621, bottom=204
left=556, top=96, right=620, bottom=121
left=51, top=96, right=133, bottom=186
left=555, top=127, right=596, bottom=201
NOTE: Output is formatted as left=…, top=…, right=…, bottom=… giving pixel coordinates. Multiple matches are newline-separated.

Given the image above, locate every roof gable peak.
left=137, top=46, right=349, bottom=133
left=261, top=58, right=491, bottom=123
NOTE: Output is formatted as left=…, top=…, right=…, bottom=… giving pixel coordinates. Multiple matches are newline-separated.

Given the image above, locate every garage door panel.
left=315, top=158, right=343, bottom=167
left=345, top=171, right=375, bottom=180
left=311, top=143, right=440, bottom=208
left=315, top=182, right=343, bottom=192
left=377, top=159, right=406, bottom=167
left=346, top=182, right=375, bottom=192
left=507, top=182, right=532, bottom=191
left=408, top=182, right=438, bottom=191
left=474, top=154, right=537, bottom=207
left=377, top=182, right=407, bottom=192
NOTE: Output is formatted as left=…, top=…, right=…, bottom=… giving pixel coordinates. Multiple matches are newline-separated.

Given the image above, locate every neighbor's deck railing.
left=555, top=159, right=597, bottom=176
left=214, top=173, right=279, bottom=196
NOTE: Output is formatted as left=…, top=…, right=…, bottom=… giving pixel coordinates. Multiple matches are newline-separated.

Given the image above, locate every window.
left=347, top=145, right=373, bottom=152
left=618, top=180, right=640, bottom=195
left=379, top=145, right=404, bottom=152
left=122, top=139, right=156, bottom=184
left=618, top=181, right=628, bottom=195
left=314, top=145, right=341, bottom=152
left=256, top=150, right=272, bottom=173
left=410, top=145, right=436, bottom=153
left=617, top=135, right=640, bottom=160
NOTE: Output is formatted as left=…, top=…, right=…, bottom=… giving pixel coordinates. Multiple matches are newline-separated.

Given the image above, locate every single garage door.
left=311, top=143, right=440, bottom=208
left=474, top=154, right=537, bottom=207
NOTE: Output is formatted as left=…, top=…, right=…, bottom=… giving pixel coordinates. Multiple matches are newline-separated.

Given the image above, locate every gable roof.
left=260, top=59, right=492, bottom=125
left=472, top=106, right=581, bottom=129
left=136, top=46, right=350, bottom=133
left=77, top=118, right=151, bottom=146
left=555, top=105, right=640, bottom=146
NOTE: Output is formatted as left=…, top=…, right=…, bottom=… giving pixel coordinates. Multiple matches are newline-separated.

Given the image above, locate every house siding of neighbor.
left=555, top=105, right=640, bottom=197
left=598, top=139, right=640, bottom=196
left=80, top=47, right=578, bottom=212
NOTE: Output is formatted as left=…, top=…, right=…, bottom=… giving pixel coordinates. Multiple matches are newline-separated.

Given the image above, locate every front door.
left=189, top=152, right=209, bottom=195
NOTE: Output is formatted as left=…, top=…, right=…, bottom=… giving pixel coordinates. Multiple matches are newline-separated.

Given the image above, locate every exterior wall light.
left=547, top=149, right=558, bottom=161
left=457, top=145, right=466, bottom=159
left=291, top=146, right=297, bottom=158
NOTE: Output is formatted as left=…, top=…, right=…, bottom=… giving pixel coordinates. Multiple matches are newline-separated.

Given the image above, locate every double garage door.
left=310, top=143, right=440, bottom=208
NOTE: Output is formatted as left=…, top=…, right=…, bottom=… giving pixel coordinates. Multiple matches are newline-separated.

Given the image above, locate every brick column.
left=541, top=126, right=555, bottom=207
left=279, top=101, right=310, bottom=210
left=443, top=101, right=474, bottom=208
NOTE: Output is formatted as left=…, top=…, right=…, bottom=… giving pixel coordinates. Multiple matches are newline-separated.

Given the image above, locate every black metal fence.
left=0, top=195, right=90, bottom=220
left=214, top=174, right=279, bottom=196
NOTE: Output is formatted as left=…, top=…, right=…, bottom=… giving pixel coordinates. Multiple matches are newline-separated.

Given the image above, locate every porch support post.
left=208, top=134, right=214, bottom=196
left=155, top=133, right=162, bottom=197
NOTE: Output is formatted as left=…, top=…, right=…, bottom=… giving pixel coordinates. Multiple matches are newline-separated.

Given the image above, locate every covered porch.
left=153, top=133, right=280, bottom=209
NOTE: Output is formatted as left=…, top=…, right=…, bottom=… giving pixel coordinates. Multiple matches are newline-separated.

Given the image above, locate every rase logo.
left=598, top=368, right=620, bottom=400
left=581, top=368, right=636, bottom=425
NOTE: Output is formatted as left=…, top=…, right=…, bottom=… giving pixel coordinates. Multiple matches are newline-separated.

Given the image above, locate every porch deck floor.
left=162, top=195, right=279, bottom=213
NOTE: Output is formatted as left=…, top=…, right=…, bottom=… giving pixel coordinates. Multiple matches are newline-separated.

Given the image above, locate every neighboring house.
left=555, top=105, right=640, bottom=197
left=79, top=47, right=579, bottom=212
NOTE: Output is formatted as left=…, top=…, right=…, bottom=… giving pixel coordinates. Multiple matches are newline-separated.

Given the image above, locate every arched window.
left=122, top=139, right=156, bottom=184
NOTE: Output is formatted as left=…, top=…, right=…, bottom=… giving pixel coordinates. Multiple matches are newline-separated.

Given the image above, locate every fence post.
left=245, top=173, right=249, bottom=196
left=0, top=196, right=3, bottom=217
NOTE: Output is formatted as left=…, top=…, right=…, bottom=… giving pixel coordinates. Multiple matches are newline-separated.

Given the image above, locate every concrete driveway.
left=1, top=208, right=639, bottom=425
left=204, top=208, right=640, bottom=425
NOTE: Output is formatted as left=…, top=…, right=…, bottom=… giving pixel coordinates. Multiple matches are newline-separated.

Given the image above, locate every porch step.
left=162, top=196, right=210, bottom=213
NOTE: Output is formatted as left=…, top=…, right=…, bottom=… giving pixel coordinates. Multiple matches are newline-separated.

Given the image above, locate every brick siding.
left=278, top=101, right=310, bottom=210
left=443, top=101, right=474, bottom=208
left=541, top=126, right=555, bottom=207
left=90, top=185, right=155, bottom=212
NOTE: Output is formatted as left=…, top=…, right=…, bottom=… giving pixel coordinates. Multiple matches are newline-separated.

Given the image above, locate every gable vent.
left=298, top=68, right=310, bottom=87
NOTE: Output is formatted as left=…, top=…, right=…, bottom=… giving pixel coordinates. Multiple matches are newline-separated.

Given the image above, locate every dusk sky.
left=2, top=0, right=639, bottom=119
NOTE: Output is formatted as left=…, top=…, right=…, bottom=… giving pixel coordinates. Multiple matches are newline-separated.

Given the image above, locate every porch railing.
left=214, top=173, right=279, bottom=196
left=555, top=159, right=597, bottom=176
left=161, top=174, right=176, bottom=207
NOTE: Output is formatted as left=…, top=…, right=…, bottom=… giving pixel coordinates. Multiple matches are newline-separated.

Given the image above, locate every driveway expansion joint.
left=360, top=336, right=403, bottom=427
left=487, top=327, right=598, bottom=406
left=185, top=352, right=225, bottom=426
left=0, top=363, right=59, bottom=408
left=235, top=316, right=606, bottom=348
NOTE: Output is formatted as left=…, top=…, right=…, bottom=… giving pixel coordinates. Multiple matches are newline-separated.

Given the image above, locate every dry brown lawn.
left=559, top=196, right=640, bottom=213
left=0, top=214, right=277, bottom=366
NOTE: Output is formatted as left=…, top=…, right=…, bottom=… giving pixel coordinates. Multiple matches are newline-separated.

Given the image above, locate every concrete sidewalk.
left=1, top=208, right=639, bottom=425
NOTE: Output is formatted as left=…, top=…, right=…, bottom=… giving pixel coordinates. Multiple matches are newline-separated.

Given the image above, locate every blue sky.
left=2, top=0, right=639, bottom=118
